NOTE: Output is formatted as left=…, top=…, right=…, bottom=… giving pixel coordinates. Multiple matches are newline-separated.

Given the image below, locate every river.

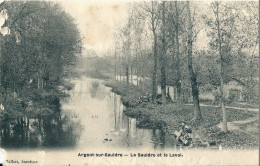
left=0, top=76, right=176, bottom=150
left=64, top=76, right=176, bottom=150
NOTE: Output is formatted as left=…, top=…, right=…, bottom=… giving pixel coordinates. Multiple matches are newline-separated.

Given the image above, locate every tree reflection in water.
left=0, top=77, right=177, bottom=150
left=110, top=91, right=176, bottom=150
left=0, top=110, right=82, bottom=149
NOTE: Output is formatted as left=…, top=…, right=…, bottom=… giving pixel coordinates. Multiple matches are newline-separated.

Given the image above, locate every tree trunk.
left=151, top=2, right=158, bottom=103
left=119, top=55, right=122, bottom=81
left=135, top=47, right=139, bottom=87
left=130, top=65, right=133, bottom=84
left=160, top=2, right=167, bottom=104
left=126, top=65, right=129, bottom=85
left=136, top=68, right=139, bottom=87
left=41, top=78, right=43, bottom=89
left=220, top=76, right=227, bottom=132
left=114, top=51, right=117, bottom=80
left=37, top=76, right=40, bottom=89
left=216, top=2, right=228, bottom=132
left=152, top=35, right=158, bottom=103
left=246, top=43, right=257, bottom=103
left=175, top=1, right=182, bottom=107
left=127, top=17, right=131, bottom=86
left=186, top=1, right=202, bottom=121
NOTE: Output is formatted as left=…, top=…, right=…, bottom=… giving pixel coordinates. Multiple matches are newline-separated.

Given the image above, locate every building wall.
left=158, top=85, right=177, bottom=102
left=199, top=80, right=244, bottom=102
left=223, top=80, right=243, bottom=101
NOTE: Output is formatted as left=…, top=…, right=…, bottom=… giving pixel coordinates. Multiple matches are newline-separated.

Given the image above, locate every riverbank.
left=0, top=79, right=74, bottom=120
left=105, top=80, right=259, bottom=149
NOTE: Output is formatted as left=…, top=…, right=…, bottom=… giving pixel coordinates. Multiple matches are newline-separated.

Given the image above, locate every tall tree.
left=207, top=1, right=238, bottom=132
left=186, top=1, right=202, bottom=120
left=138, top=2, right=160, bottom=103
left=1, top=1, right=81, bottom=112
left=159, top=1, right=167, bottom=104
left=174, top=1, right=183, bottom=107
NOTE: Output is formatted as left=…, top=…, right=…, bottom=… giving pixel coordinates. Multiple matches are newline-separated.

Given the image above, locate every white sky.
left=60, top=1, right=257, bottom=57
left=61, top=1, right=128, bottom=56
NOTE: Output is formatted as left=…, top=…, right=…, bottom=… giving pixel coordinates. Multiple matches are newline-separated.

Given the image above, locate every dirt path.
left=217, top=117, right=258, bottom=138
left=185, top=103, right=259, bottom=112
left=185, top=103, right=259, bottom=138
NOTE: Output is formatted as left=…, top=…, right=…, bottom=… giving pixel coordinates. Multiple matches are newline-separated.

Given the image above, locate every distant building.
left=157, top=84, right=178, bottom=102
left=223, top=78, right=245, bottom=102
left=200, top=78, right=248, bottom=102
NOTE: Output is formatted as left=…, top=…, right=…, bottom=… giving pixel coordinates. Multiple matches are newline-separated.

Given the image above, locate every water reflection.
left=67, top=77, right=176, bottom=150
left=90, top=82, right=99, bottom=98
left=0, top=76, right=176, bottom=150
left=109, top=90, right=176, bottom=150
left=0, top=112, right=81, bottom=148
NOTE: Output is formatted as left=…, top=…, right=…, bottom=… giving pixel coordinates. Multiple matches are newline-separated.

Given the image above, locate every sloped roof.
left=225, top=77, right=246, bottom=86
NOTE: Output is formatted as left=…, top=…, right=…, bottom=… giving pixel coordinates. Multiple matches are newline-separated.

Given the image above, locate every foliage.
left=0, top=1, right=82, bottom=118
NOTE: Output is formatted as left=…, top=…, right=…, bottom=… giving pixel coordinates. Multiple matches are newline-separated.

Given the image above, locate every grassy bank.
left=105, top=80, right=259, bottom=149
left=0, top=79, right=74, bottom=120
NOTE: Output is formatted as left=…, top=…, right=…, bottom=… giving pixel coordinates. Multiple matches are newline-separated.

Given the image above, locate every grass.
left=105, top=80, right=150, bottom=107
left=105, top=80, right=259, bottom=149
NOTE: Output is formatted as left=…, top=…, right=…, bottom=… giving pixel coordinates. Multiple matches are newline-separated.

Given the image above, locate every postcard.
left=0, top=0, right=258, bottom=165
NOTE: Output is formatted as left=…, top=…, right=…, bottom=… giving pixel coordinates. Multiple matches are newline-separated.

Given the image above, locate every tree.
left=138, top=2, right=160, bottom=103
left=0, top=1, right=81, bottom=117
left=174, top=1, right=183, bottom=107
left=186, top=1, right=202, bottom=120
left=234, top=2, right=259, bottom=103
left=206, top=1, right=239, bottom=132
left=159, top=1, right=167, bottom=104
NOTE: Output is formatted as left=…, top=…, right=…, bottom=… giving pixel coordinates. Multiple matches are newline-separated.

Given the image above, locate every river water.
left=0, top=76, right=176, bottom=150
left=64, top=76, right=176, bottom=150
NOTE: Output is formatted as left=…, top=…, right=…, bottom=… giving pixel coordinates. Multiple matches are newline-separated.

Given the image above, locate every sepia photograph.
left=0, top=0, right=258, bottom=165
